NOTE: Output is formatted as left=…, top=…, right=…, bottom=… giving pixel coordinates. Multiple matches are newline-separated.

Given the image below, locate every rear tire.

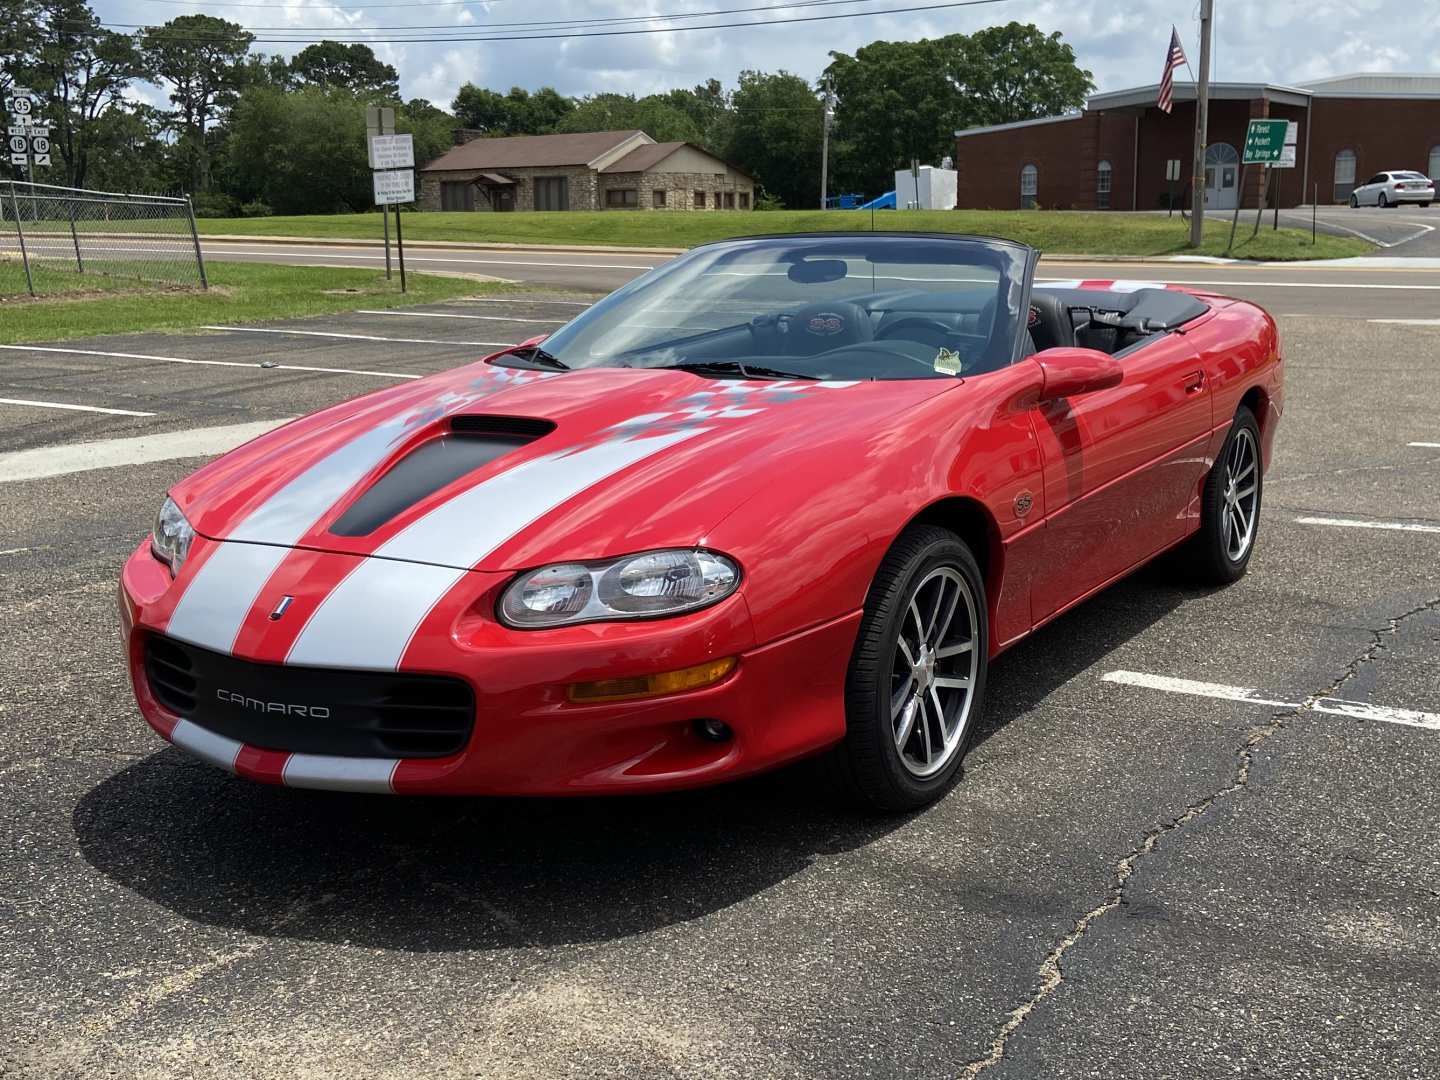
left=1378, top=192, right=1390, bottom=208
left=829, top=525, right=988, bottom=812
left=1180, top=406, right=1263, bottom=586
left=1421, top=202, right=1432, bottom=208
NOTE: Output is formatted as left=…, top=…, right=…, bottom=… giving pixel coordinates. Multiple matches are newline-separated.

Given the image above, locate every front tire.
left=1349, top=194, right=1358, bottom=208
left=1181, top=406, right=1263, bottom=585
left=831, top=525, right=988, bottom=812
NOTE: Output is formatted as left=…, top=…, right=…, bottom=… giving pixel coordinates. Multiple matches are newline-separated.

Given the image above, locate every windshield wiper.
left=661, top=360, right=820, bottom=381
left=491, top=344, right=569, bottom=371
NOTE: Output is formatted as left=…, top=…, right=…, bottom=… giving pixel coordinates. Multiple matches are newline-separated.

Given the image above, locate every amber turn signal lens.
left=567, top=657, right=737, bottom=704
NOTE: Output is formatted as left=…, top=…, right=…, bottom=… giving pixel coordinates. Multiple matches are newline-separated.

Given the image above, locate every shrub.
left=190, top=192, right=239, bottom=218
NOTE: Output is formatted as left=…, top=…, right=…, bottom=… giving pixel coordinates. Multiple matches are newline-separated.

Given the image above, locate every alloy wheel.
left=1220, top=427, right=1259, bottom=561
left=888, top=566, right=980, bottom=778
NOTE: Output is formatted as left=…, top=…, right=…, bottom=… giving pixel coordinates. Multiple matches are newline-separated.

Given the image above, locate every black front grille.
left=145, top=635, right=475, bottom=759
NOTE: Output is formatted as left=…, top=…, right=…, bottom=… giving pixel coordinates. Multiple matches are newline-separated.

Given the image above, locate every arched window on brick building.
left=1020, top=164, right=1038, bottom=209
left=1096, top=160, right=1113, bottom=209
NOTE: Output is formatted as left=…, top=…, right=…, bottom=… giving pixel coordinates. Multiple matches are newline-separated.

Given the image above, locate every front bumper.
left=120, top=540, right=859, bottom=795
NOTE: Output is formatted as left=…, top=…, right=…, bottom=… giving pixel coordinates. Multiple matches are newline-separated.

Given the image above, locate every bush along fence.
left=0, top=181, right=208, bottom=298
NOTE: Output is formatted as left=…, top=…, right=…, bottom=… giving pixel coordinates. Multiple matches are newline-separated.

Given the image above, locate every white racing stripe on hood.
left=165, top=541, right=293, bottom=654
left=164, top=370, right=548, bottom=655
left=285, top=427, right=705, bottom=670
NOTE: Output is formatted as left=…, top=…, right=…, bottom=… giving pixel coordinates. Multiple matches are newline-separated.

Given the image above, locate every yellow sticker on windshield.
left=933, top=348, right=962, bottom=376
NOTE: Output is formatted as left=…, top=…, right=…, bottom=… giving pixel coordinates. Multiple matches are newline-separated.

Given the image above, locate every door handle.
left=1183, top=370, right=1206, bottom=393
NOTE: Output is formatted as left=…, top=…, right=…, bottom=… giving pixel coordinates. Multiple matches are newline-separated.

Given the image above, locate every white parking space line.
left=439, top=298, right=592, bottom=307
left=1102, top=671, right=1440, bottom=733
left=0, top=419, right=292, bottom=483
left=0, top=397, right=154, bottom=417
left=355, top=309, right=561, bottom=325
left=0, top=343, right=421, bottom=381
left=201, top=325, right=512, bottom=347
left=1369, top=318, right=1440, bottom=325
left=1409, top=442, right=1440, bottom=448
left=1038, top=277, right=1440, bottom=292
left=1295, top=515, right=1440, bottom=534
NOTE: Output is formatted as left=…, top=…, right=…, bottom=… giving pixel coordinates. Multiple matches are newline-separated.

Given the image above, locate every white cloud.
left=95, top=0, right=1440, bottom=108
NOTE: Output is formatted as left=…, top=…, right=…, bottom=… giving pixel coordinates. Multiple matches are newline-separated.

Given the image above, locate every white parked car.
left=1349, top=171, right=1434, bottom=207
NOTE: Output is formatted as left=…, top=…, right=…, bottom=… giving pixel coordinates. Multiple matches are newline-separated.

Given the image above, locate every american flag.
left=1157, top=27, right=1188, bottom=113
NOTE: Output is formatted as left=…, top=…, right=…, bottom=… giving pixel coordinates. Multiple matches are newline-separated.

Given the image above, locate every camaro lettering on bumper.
left=216, top=688, right=331, bottom=719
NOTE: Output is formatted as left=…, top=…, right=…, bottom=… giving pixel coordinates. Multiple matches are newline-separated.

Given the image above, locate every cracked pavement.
left=2, top=296, right=1439, bottom=1078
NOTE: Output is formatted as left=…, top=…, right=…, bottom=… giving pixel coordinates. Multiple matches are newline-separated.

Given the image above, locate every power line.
left=103, top=0, right=901, bottom=35
left=117, top=0, right=524, bottom=8
left=113, top=0, right=1014, bottom=44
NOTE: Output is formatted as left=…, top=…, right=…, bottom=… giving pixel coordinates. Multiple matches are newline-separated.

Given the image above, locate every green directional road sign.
left=1242, top=118, right=1289, bottom=164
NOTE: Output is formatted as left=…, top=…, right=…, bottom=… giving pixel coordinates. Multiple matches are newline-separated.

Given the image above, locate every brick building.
left=418, top=129, right=755, bottom=213
left=953, top=73, right=1440, bottom=211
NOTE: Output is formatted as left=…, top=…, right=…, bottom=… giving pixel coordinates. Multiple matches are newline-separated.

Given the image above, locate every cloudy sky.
left=96, top=0, right=1439, bottom=109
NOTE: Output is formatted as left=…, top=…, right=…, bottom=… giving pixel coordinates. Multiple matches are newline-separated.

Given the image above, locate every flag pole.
left=1188, top=0, right=1215, bottom=248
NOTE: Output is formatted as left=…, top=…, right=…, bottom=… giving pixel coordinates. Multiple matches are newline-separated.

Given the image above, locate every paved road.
left=2, top=298, right=1438, bottom=1078
left=1197, top=203, right=1438, bottom=253
left=188, top=235, right=1440, bottom=319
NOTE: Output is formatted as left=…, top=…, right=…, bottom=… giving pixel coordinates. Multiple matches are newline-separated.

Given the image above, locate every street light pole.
left=819, top=79, right=834, bottom=209
left=1188, top=0, right=1214, bottom=247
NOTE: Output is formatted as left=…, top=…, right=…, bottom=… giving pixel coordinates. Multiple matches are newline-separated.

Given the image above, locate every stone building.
left=951, top=72, right=1440, bottom=211
left=418, top=129, right=755, bottom=212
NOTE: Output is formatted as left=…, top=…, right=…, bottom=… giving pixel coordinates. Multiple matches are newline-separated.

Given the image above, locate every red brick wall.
left=955, top=93, right=1440, bottom=211
left=1306, top=98, right=1440, bottom=204
left=953, top=113, right=1148, bottom=210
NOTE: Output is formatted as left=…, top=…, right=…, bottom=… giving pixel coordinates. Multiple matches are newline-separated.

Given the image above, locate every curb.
left=197, top=233, right=687, bottom=256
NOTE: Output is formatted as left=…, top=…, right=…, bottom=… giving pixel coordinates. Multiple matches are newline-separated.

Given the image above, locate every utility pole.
left=819, top=79, right=834, bottom=209
left=1188, top=0, right=1214, bottom=247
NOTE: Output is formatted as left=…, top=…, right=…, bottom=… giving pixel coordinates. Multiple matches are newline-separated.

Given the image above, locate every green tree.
left=140, top=14, right=253, bottom=191
left=825, top=38, right=962, bottom=196
left=451, top=84, right=573, bottom=135
left=400, top=97, right=458, bottom=167
left=225, top=85, right=365, bottom=213
left=84, top=102, right=171, bottom=192
left=723, top=71, right=820, bottom=209
left=0, top=0, right=41, bottom=101
left=659, top=79, right=730, bottom=146
left=556, top=93, right=701, bottom=143
left=239, top=51, right=294, bottom=91
left=18, top=1, right=144, bottom=187
left=950, top=22, right=1093, bottom=125
left=289, top=41, right=399, bottom=99
left=825, top=25, right=1092, bottom=196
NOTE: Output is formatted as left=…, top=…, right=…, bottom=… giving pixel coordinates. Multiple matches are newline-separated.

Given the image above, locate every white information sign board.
left=373, top=168, right=415, bottom=205
left=1274, top=121, right=1299, bottom=169
left=368, top=134, right=414, bottom=170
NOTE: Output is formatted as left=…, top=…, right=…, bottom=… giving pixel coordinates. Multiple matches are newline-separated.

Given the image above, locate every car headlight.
left=499, top=549, right=740, bottom=628
left=151, top=496, right=195, bottom=575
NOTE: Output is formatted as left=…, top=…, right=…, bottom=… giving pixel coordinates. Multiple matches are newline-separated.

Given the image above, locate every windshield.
left=534, top=234, right=1036, bottom=381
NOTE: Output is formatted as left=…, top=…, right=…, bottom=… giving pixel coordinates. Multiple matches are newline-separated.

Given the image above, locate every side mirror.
left=1035, top=347, right=1123, bottom=402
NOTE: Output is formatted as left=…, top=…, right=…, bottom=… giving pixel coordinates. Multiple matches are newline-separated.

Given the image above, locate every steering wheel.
left=875, top=317, right=955, bottom=348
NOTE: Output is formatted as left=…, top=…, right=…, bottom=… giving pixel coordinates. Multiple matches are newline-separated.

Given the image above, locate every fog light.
left=567, top=657, right=737, bottom=704
left=694, top=718, right=732, bottom=742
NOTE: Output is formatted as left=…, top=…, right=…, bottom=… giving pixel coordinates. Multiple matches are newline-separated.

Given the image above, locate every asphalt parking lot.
left=2, top=287, right=1439, bottom=1078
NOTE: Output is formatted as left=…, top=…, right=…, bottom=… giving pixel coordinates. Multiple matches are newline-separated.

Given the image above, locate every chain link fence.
left=0, top=181, right=208, bottom=298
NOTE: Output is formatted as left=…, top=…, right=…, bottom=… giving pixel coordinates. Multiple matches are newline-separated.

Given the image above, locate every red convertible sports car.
left=120, top=233, right=1282, bottom=810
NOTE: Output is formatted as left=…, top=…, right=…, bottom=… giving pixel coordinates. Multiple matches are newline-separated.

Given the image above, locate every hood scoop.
left=328, top=416, right=555, bottom=538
